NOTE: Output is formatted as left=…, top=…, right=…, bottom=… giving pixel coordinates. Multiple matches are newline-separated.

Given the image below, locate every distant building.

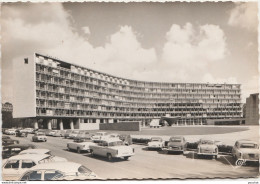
left=2, top=102, right=13, bottom=112
left=245, top=93, right=259, bottom=125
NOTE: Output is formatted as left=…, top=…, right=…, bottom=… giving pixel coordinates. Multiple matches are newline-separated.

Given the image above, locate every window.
left=22, top=160, right=36, bottom=168
left=21, top=171, right=42, bottom=181
left=4, top=160, right=19, bottom=169
left=44, top=170, right=63, bottom=180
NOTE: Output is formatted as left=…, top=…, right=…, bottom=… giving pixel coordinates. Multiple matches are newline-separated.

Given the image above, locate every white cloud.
left=161, top=23, right=227, bottom=82
left=82, top=26, right=91, bottom=35
left=241, top=75, right=259, bottom=103
left=228, top=2, right=258, bottom=31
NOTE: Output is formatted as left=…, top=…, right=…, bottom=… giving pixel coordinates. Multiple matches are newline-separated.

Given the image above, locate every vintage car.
left=2, top=154, right=67, bottom=181
left=46, top=130, right=58, bottom=136
left=119, top=134, right=133, bottom=145
left=74, top=130, right=91, bottom=141
left=68, top=130, right=80, bottom=139
left=232, top=139, right=259, bottom=166
left=64, top=130, right=73, bottom=139
left=91, top=132, right=109, bottom=143
left=19, top=162, right=98, bottom=181
left=5, top=129, right=17, bottom=135
left=2, top=137, right=20, bottom=146
left=165, top=136, right=187, bottom=153
left=2, top=144, right=36, bottom=159
left=23, top=128, right=34, bottom=134
left=147, top=137, right=165, bottom=150
left=32, top=132, right=47, bottom=142
left=15, top=129, right=28, bottom=137
left=89, top=138, right=135, bottom=161
left=53, top=130, right=66, bottom=137
left=197, top=139, right=218, bottom=159
left=19, top=149, right=52, bottom=155
left=67, top=138, right=97, bottom=153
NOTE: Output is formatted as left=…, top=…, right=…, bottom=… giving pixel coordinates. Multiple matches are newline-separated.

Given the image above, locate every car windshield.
left=151, top=138, right=162, bottom=142
left=37, top=133, right=45, bottom=136
left=108, top=141, right=124, bottom=146
left=38, top=156, right=53, bottom=164
left=240, top=143, right=258, bottom=149
left=170, top=137, right=182, bottom=142
left=201, top=140, right=214, bottom=145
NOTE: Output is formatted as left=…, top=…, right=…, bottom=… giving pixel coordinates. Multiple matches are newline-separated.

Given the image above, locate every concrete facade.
left=245, top=93, right=259, bottom=125
left=13, top=53, right=243, bottom=129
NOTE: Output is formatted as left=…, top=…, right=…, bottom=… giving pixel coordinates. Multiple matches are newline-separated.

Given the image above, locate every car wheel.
left=89, top=149, right=94, bottom=156
left=214, top=155, right=218, bottom=159
left=77, top=147, right=81, bottom=154
left=124, top=156, right=130, bottom=160
left=107, top=153, right=112, bottom=161
left=45, top=139, right=47, bottom=142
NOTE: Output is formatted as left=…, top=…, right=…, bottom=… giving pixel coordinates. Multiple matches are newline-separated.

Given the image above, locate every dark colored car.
left=119, top=134, right=133, bottom=145
left=2, top=137, right=20, bottom=146
left=2, top=144, right=36, bottom=159
left=15, top=130, right=28, bottom=137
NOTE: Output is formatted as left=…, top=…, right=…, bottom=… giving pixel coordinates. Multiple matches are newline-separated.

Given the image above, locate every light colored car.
left=19, top=162, right=98, bottom=181
left=23, top=128, right=34, bottom=134
left=2, top=154, right=67, bottom=181
left=19, top=149, right=52, bottom=155
left=91, top=132, right=108, bottom=142
left=68, top=130, right=80, bottom=139
left=64, top=130, right=73, bottom=139
left=67, top=138, right=97, bottom=153
left=74, top=130, right=91, bottom=141
left=5, top=129, right=17, bottom=135
left=47, top=130, right=58, bottom=136
left=147, top=137, right=165, bottom=150
left=53, top=130, right=66, bottom=137
left=232, top=139, right=259, bottom=166
left=197, top=139, right=218, bottom=159
left=32, top=132, right=47, bottom=142
left=165, top=136, right=187, bottom=153
left=89, top=138, right=135, bottom=161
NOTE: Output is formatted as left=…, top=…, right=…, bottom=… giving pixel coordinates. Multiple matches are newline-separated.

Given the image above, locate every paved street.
left=6, top=134, right=259, bottom=180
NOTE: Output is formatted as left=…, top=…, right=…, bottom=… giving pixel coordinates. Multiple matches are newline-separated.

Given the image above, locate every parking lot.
left=5, top=131, right=259, bottom=180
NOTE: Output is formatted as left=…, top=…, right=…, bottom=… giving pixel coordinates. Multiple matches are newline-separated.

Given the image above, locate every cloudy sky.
left=1, top=2, right=259, bottom=103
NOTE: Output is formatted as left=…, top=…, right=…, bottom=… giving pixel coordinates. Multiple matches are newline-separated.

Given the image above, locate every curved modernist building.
left=13, top=53, right=242, bottom=130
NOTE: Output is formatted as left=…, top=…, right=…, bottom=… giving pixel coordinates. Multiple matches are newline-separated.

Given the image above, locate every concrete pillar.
left=193, top=119, right=195, bottom=126
left=184, top=119, right=187, bottom=126
left=34, top=120, right=39, bottom=129
left=59, top=119, right=64, bottom=130
left=108, top=119, right=113, bottom=123
left=96, top=119, right=100, bottom=124
left=70, top=119, right=74, bottom=130
left=47, top=119, right=52, bottom=130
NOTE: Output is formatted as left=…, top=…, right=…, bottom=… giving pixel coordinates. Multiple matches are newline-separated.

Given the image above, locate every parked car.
left=147, top=137, right=165, bottom=150
left=197, top=139, right=218, bottom=159
left=165, top=136, right=187, bottom=153
left=23, top=128, right=34, bottom=134
left=38, top=129, right=52, bottom=136
left=68, top=130, right=80, bottom=139
left=232, top=139, right=259, bottom=166
left=2, top=144, right=36, bottom=159
left=2, top=137, right=20, bottom=146
left=53, top=130, right=66, bottom=137
left=64, top=130, right=73, bottom=139
left=19, top=149, right=52, bottom=155
left=89, top=138, right=135, bottom=161
left=74, top=130, right=91, bottom=141
left=5, top=129, right=17, bottom=135
left=91, top=132, right=108, bottom=143
left=19, top=162, right=98, bottom=181
left=46, top=130, right=58, bottom=136
left=67, top=138, right=96, bottom=153
left=32, top=132, right=47, bottom=142
left=2, top=154, right=67, bottom=181
left=119, top=134, right=133, bottom=145
left=15, top=129, right=28, bottom=137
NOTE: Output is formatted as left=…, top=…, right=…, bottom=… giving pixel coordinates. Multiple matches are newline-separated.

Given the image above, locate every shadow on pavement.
left=84, top=154, right=130, bottom=163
